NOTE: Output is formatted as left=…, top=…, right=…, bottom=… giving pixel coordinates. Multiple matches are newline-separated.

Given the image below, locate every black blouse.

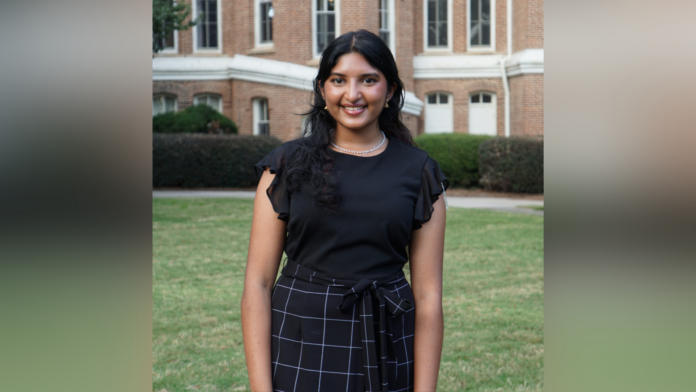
left=254, top=136, right=449, bottom=281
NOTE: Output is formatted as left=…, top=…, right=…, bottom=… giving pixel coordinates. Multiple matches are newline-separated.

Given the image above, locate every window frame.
left=254, top=0, right=274, bottom=48
left=158, top=29, right=178, bottom=54
left=423, top=0, right=453, bottom=53
left=312, top=0, right=341, bottom=58
left=467, top=0, right=496, bottom=53
left=152, top=93, right=178, bottom=116
left=379, top=0, right=396, bottom=56
left=252, top=98, right=270, bottom=136
left=192, top=0, right=223, bottom=53
left=156, top=0, right=179, bottom=54
left=193, top=93, right=223, bottom=112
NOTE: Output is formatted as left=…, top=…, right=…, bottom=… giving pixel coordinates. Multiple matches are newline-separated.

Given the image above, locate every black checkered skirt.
left=270, top=260, right=415, bottom=392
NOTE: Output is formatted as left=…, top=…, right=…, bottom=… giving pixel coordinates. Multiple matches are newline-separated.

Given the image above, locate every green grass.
left=153, top=198, right=543, bottom=391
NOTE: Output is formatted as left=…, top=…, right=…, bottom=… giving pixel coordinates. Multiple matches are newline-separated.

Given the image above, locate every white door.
left=425, top=92, right=453, bottom=133
left=469, top=92, right=496, bottom=136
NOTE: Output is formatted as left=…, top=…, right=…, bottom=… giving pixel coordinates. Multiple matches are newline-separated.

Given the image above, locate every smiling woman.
left=242, top=30, right=449, bottom=392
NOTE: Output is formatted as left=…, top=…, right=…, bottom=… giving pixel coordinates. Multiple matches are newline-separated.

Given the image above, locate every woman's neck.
left=332, top=123, right=383, bottom=149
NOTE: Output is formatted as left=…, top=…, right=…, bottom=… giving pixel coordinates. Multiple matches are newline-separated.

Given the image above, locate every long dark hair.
left=285, top=29, right=415, bottom=212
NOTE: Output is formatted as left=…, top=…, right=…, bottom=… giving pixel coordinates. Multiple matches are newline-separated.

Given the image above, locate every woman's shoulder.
left=277, top=137, right=306, bottom=159
left=389, top=137, right=431, bottom=166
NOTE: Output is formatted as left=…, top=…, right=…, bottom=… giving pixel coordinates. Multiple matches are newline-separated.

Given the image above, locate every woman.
left=242, top=29, right=448, bottom=392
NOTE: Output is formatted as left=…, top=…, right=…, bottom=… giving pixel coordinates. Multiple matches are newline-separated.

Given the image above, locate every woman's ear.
left=318, top=83, right=326, bottom=101
left=387, top=82, right=397, bottom=101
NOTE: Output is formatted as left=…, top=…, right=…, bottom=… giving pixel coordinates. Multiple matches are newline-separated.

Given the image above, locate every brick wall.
left=396, top=0, right=415, bottom=91
left=232, top=80, right=314, bottom=141
left=509, top=74, right=543, bottom=136
left=414, top=78, right=505, bottom=135
left=342, top=0, right=380, bottom=37
left=153, top=80, right=234, bottom=118
left=271, top=0, right=313, bottom=63
left=513, top=0, right=543, bottom=52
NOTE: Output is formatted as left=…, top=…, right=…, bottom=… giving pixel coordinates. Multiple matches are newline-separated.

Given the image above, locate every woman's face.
left=320, top=52, right=395, bottom=135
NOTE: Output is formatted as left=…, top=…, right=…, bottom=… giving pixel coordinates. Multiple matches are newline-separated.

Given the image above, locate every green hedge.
left=478, top=137, right=543, bottom=193
left=153, top=134, right=282, bottom=188
left=414, top=133, right=494, bottom=187
left=153, top=104, right=238, bottom=134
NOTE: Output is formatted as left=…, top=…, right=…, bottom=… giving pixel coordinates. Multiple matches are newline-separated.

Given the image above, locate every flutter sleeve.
left=254, top=144, right=291, bottom=222
left=413, top=156, right=450, bottom=230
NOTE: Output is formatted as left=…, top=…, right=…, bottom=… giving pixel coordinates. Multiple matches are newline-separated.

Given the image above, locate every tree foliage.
left=152, top=0, right=200, bottom=53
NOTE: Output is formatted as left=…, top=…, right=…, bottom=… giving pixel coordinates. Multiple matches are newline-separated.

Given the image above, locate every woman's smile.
left=340, top=104, right=367, bottom=115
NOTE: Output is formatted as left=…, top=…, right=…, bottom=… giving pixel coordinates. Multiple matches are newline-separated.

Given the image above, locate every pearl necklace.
left=331, top=131, right=386, bottom=156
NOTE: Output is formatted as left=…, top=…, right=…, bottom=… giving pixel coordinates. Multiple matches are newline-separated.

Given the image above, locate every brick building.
left=152, top=0, right=543, bottom=141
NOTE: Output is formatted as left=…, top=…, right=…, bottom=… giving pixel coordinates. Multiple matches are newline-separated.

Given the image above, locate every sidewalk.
left=153, top=190, right=543, bottom=216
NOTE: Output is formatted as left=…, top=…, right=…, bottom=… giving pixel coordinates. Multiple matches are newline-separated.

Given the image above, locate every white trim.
left=379, top=0, right=396, bottom=57
left=414, top=54, right=502, bottom=79
left=505, top=49, right=544, bottom=76
left=151, top=55, right=425, bottom=116
left=500, top=56, right=510, bottom=137
left=413, top=50, right=543, bottom=79
left=402, top=91, right=424, bottom=116
left=423, top=0, right=453, bottom=53
left=389, top=0, right=396, bottom=57
left=507, top=0, right=512, bottom=56
left=312, top=0, right=341, bottom=59
left=252, top=98, right=270, bottom=135
left=192, top=0, right=223, bottom=54
left=467, top=0, right=496, bottom=53
left=254, top=0, right=274, bottom=49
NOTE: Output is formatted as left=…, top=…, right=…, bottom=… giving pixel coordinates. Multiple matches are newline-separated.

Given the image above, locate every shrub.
left=478, top=137, right=543, bottom=193
left=414, top=133, right=494, bottom=187
left=153, top=104, right=238, bottom=134
left=153, top=134, right=282, bottom=188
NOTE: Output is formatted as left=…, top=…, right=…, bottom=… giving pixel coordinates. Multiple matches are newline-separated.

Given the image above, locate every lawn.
left=153, top=198, right=543, bottom=391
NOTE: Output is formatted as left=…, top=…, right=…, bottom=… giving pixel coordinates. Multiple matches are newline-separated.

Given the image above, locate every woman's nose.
left=345, top=80, right=362, bottom=101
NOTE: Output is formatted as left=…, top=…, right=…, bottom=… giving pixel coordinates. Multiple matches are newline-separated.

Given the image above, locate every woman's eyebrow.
left=329, top=72, right=381, bottom=78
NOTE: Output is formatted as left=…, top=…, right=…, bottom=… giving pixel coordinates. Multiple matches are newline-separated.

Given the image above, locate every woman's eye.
left=364, top=78, right=376, bottom=84
left=331, top=78, right=344, bottom=84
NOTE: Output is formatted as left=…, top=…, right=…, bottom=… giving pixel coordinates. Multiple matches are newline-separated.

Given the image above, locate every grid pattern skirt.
left=270, top=259, right=416, bottom=392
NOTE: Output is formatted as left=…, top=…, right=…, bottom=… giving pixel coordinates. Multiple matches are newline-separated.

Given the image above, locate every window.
left=469, top=92, right=496, bottom=135
left=152, top=94, right=177, bottom=116
left=194, top=93, right=222, bottom=112
left=256, top=0, right=273, bottom=46
left=154, top=0, right=178, bottom=53
left=253, top=98, right=270, bottom=135
left=424, top=92, right=453, bottom=133
left=313, top=0, right=339, bottom=56
left=468, top=0, right=494, bottom=51
left=379, top=0, right=395, bottom=52
left=301, top=114, right=311, bottom=136
left=426, top=0, right=450, bottom=49
left=194, top=0, right=221, bottom=51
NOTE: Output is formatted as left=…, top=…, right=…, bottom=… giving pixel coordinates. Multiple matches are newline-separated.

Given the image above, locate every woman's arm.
left=241, top=169, right=288, bottom=391
left=409, top=196, right=447, bottom=391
